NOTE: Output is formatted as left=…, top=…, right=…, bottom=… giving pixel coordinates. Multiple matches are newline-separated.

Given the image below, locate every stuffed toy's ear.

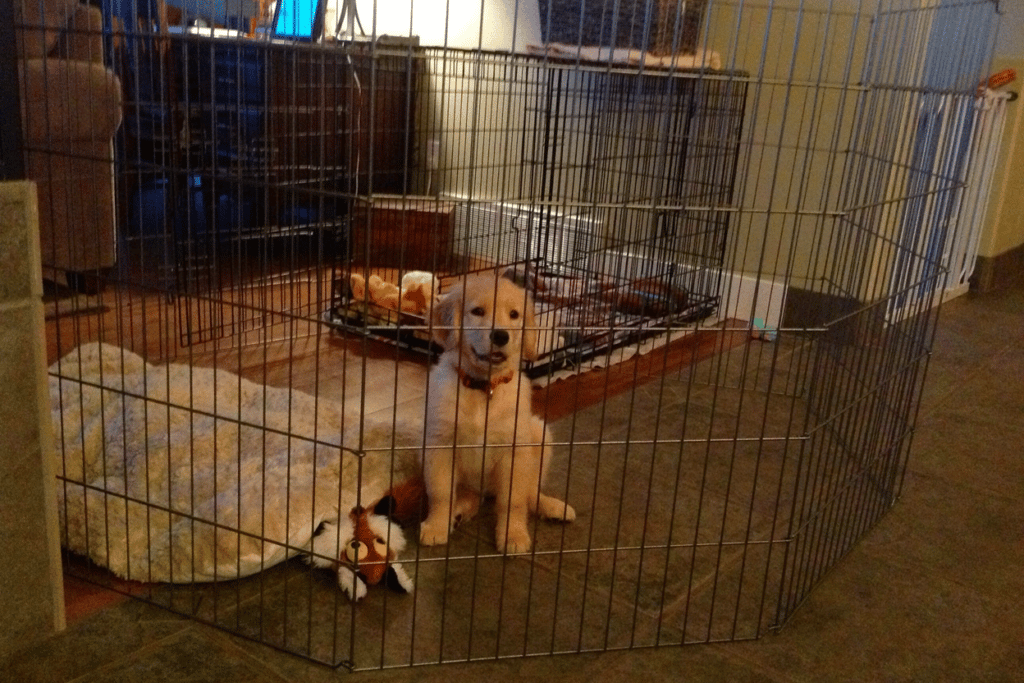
left=401, top=270, right=439, bottom=294
left=350, top=273, right=368, bottom=301
left=399, top=271, right=439, bottom=316
left=368, top=274, right=401, bottom=310
left=400, top=285, right=430, bottom=314
left=376, top=477, right=428, bottom=527
left=373, top=495, right=397, bottom=519
left=431, top=282, right=462, bottom=350
left=384, top=563, right=414, bottom=594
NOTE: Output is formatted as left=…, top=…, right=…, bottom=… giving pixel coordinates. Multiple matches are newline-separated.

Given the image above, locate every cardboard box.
left=350, top=196, right=456, bottom=271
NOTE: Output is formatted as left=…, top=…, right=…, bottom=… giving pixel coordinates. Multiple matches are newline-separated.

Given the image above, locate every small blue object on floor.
left=751, top=317, right=777, bottom=342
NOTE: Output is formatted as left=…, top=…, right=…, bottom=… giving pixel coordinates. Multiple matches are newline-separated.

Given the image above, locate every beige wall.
left=706, top=0, right=1016, bottom=303
left=419, top=55, right=541, bottom=203
left=703, top=0, right=868, bottom=297
left=979, top=44, right=1024, bottom=260
left=708, top=1, right=868, bottom=288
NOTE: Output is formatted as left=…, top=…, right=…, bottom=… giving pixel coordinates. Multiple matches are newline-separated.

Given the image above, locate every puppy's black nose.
left=491, top=329, right=509, bottom=347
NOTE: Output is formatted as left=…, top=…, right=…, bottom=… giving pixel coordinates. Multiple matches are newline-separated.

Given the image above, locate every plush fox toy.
left=308, top=476, right=457, bottom=601
left=308, top=490, right=419, bottom=602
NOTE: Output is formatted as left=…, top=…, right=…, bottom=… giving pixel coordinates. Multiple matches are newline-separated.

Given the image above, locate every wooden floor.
left=46, top=279, right=747, bottom=422
left=536, top=325, right=748, bottom=421
left=46, top=276, right=749, bottom=418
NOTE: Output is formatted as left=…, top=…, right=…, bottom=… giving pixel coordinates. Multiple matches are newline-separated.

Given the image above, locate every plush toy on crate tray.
left=350, top=270, right=441, bottom=317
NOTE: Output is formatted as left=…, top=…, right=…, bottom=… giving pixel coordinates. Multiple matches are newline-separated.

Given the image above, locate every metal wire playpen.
left=15, top=0, right=1004, bottom=671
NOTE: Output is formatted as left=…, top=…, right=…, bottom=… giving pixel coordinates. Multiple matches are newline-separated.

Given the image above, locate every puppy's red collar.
left=457, top=368, right=514, bottom=397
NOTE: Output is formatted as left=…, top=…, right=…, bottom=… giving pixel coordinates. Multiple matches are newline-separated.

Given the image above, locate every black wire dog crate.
left=23, top=0, right=1003, bottom=673
left=328, top=50, right=746, bottom=377
left=115, top=25, right=418, bottom=345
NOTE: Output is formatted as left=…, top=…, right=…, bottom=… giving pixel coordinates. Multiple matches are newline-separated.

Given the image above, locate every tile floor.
left=5, top=284, right=1023, bottom=681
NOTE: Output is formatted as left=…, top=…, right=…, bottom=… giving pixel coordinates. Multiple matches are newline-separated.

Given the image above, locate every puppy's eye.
left=470, top=306, right=485, bottom=317
left=509, top=310, right=520, bottom=320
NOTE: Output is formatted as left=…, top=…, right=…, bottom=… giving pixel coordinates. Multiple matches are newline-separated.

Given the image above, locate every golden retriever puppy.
left=419, top=274, right=575, bottom=554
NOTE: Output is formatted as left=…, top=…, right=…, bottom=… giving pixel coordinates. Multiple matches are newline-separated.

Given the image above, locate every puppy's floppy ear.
left=521, top=290, right=539, bottom=361
left=373, top=495, right=397, bottom=519
left=431, top=282, right=462, bottom=350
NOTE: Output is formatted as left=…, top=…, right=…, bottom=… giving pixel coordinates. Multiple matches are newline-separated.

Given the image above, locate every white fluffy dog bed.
left=51, top=343, right=419, bottom=584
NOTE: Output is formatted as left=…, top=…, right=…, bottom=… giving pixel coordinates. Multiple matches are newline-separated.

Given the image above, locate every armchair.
left=16, top=0, right=123, bottom=288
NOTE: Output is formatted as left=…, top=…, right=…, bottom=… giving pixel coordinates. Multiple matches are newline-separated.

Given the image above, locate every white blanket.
left=51, top=343, right=419, bottom=583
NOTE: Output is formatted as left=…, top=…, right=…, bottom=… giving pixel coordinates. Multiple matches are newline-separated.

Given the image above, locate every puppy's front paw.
left=537, top=495, right=576, bottom=523
left=560, top=503, right=577, bottom=522
left=452, top=489, right=480, bottom=528
left=419, top=517, right=451, bottom=546
left=497, top=525, right=532, bottom=555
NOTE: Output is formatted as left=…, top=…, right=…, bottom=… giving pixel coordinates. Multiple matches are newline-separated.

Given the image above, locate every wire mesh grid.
left=21, top=0, right=1000, bottom=671
left=328, top=50, right=746, bottom=377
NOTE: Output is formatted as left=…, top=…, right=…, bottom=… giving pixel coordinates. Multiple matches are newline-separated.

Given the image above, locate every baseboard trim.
left=972, top=243, right=1024, bottom=292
